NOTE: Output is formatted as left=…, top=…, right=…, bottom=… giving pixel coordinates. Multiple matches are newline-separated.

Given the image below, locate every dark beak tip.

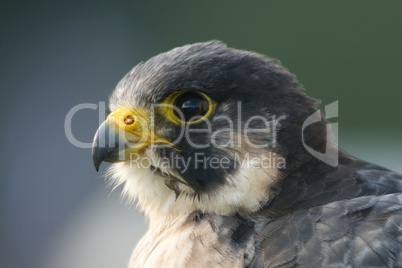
left=92, top=120, right=120, bottom=172
left=92, top=146, right=102, bottom=172
left=94, top=163, right=100, bottom=172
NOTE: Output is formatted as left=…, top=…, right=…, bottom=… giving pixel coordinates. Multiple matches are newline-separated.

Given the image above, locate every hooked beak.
left=92, top=120, right=121, bottom=171
left=92, top=107, right=176, bottom=171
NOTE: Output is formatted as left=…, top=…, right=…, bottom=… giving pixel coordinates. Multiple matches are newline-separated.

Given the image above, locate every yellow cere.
left=108, top=106, right=149, bottom=135
left=107, top=106, right=180, bottom=153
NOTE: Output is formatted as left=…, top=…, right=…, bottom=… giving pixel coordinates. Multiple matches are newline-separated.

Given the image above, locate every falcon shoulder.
left=258, top=193, right=402, bottom=267
left=256, top=153, right=402, bottom=267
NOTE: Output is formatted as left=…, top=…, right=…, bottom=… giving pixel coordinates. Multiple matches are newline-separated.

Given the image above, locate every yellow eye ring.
left=160, top=90, right=216, bottom=125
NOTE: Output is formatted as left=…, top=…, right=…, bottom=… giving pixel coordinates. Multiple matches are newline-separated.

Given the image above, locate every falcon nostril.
left=124, top=115, right=135, bottom=125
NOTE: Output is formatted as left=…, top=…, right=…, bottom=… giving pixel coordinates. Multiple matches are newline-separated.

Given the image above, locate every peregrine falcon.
left=92, top=41, right=402, bottom=267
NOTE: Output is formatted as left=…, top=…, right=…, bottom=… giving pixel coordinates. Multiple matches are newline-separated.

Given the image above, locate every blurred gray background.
left=1, top=1, right=401, bottom=267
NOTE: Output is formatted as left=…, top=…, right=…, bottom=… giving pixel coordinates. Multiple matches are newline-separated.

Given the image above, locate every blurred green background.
left=1, top=1, right=401, bottom=268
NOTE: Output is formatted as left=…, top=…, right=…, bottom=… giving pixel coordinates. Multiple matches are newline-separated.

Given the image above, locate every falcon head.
left=92, top=41, right=326, bottom=223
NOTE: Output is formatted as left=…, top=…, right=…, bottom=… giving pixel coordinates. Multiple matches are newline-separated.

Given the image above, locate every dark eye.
left=174, top=92, right=209, bottom=122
